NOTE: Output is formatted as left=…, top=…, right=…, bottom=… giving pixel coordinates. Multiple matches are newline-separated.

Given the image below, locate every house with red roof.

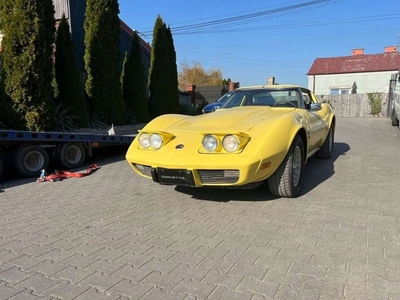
left=307, top=46, right=400, bottom=95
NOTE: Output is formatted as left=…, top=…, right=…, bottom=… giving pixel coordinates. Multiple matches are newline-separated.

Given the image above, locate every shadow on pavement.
left=175, top=142, right=350, bottom=202
left=300, top=141, right=350, bottom=195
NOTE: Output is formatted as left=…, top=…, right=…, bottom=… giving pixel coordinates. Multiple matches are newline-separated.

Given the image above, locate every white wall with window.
left=308, top=71, right=395, bottom=95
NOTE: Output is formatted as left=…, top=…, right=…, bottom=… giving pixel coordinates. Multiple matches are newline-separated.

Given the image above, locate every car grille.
left=198, top=170, right=240, bottom=184
left=133, top=164, right=152, bottom=177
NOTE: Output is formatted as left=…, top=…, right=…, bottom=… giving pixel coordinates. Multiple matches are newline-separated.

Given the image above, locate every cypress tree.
left=121, top=33, right=149, bottom=123
left=55, top=14, right=88, bottom=126
left=84, top=0, right=126, bottom=125
left=1, top=0, right=55, bottom=131
left=165, top=26, right=180, bottom=114
left=148, top=16, right=172, bottom=119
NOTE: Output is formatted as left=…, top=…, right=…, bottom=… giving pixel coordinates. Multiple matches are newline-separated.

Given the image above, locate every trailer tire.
left=53, top=142, right=85, bottom=169
left=14, top=145, right=49, bottom=177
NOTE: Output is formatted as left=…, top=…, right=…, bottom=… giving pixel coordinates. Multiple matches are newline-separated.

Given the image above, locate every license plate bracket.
left=156, top=168, right=195, bottom=186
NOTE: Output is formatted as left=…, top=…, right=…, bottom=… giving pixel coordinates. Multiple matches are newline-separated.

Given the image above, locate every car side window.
left=301, top=91, right=315, bottom=109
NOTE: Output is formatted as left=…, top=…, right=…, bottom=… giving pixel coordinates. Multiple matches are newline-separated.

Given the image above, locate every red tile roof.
left=307, top=52, right=400, bottom=75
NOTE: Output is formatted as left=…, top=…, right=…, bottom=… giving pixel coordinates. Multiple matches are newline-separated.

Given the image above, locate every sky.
left=117, top=0, right=400, bottom=87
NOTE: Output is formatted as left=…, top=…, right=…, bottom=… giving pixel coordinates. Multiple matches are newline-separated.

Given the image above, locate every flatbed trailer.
left=0, top=129, right=135, bottom=178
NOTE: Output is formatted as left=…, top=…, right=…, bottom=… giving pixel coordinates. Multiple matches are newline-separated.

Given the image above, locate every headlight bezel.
left=199, top=133, right=250, bottom=154
left=137, top=131, right=175, bottom=150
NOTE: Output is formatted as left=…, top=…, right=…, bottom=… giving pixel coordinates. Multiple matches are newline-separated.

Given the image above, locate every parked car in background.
left=202, top=91, right=233, bottom=113
left=126, top=85, right=335, bottom=198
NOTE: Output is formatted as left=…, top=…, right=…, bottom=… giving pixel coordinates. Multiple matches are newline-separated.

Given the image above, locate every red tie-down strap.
left=37, top=164, right=100, bottom=182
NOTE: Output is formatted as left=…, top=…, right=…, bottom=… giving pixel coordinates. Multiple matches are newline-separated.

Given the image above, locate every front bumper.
left=126, top=148, right=283, bottom=187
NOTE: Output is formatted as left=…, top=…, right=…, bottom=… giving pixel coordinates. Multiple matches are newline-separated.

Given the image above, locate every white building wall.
left=308, top=71, right=397, bottom=95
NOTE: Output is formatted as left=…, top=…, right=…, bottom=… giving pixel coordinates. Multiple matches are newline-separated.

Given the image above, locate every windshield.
left=221, top=88, right=301, bottom=109
left=216, top=92, right=233, bottom=103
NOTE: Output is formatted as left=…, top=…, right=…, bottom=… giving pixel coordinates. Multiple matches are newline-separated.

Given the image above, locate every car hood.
left=166, top=106, right=296, bottom=132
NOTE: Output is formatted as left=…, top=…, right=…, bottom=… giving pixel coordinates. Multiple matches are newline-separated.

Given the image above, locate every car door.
left=301, top=89, right=328, bottom=150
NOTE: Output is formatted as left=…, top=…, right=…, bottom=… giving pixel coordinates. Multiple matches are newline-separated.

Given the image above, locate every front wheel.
left=268, top=135, right=305, bottom=198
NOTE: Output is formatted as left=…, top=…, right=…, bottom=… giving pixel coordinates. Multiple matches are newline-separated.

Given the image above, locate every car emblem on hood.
left=175, top=144, right=184, bottom=149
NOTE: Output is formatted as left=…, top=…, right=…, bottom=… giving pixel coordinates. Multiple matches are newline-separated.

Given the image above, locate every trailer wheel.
left=54, top=142, right=86, bottom=169
left=14, top=145, right=49, bottom=177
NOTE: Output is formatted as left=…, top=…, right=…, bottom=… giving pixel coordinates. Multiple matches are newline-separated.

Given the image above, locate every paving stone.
left=0, top=266, right=32, bottom=285
left=15, top=273, right=59, bottom=295
left=0, top=280, right=26, bottom=299
left=139, top=271, right=183, bottom=291
left=77, top=271, right=121, bottom=293
left=139, top=257, right=181, bottom=275
left=43, top=280, right=90, bottom=300
left=140, top=287, right=186, bottom=300
left=208, top=285, right=253, bottom=300
left=236, top=276, right=279, bottom=298
left=51, top=265, right=94, bottom=284
left=111, top=264, right=152, bottom=283
left=27, top=260, right=69, bottom=277
left=169, top=264, right=209, bottom=283
left=73, top=287, right=121, bottom=300
left=171, top=278, right=217, bottom=299
left=105, top=279, right=151, bottom=299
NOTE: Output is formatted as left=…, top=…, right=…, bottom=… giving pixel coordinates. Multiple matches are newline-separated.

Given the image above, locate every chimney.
left=229, top=82, right=239, bottom=91
left=267, top=76, right=275, bottom=85
left=352, top=49, right=364, bottom=56
left=384, top=46, right=398, bottom=53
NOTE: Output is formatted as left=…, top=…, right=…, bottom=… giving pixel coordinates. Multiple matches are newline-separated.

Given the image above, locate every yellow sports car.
left=126, top=85, right=335, bottom=198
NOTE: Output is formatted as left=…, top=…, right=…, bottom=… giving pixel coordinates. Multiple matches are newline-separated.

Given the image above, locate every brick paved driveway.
left=0, top=117, right=399, bottom=300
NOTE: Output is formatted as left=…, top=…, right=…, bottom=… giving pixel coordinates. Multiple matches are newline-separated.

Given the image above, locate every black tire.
left=0, top=158, right=3, bottom=178
left=268, top=135, right=305, bottom=198
left=13, top=145, right=49, bottom=177
left=315, top=126, right=334, bottom=159
left=53, top=142, right=86, bottom=169
left=391, top=109, right=399, bottom=127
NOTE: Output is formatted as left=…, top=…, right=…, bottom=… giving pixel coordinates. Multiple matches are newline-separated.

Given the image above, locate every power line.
left=139, top=0, right=343, bottom=36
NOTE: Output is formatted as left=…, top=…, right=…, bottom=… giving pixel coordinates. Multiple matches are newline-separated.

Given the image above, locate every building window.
left=331, top=89, right=339, bottom=95
left=330, top=87, right=350, bottom=95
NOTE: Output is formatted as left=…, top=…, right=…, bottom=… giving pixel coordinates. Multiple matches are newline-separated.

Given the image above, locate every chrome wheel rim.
left=292, top=146, right=302, bottom=186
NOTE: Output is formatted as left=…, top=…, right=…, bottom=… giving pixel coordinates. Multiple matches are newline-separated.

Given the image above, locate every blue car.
left=202, top=92, right=233, bottom=114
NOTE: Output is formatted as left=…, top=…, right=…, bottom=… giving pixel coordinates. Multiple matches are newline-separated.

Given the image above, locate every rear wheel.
left=391, top=109, right=399, bottom=126
left=13, top=145, right=49, bottom=177
left=315, top=126, right=334, bottom=159
left=268, top=135, right=305, bottom=198
left=53, top=142, right=86, bottom=169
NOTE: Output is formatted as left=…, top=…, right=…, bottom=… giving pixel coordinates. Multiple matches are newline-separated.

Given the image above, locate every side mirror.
left=310, top=103, right=322, bottom=111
